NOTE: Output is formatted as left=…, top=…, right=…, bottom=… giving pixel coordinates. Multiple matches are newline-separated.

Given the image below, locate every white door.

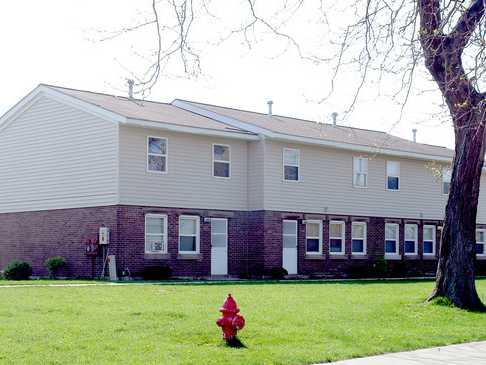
left=211, top=218, right=228, bottom=276
left=282, top=220, right=298, bottom=274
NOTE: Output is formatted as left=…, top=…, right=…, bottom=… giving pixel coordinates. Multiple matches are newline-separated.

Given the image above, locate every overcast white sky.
left=0, top=1, right=455, bottom=148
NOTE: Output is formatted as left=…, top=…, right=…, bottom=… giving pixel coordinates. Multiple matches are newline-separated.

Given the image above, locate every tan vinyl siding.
left=247, top=139, right=265, bottom=210
left=118, top=126, right=248, bottom=210
left=0, top=96, right=118, bottom=213
left=263, top=141, right=452, bottom=220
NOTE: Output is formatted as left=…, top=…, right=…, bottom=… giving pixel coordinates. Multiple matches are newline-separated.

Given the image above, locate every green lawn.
left=1, top=280, right=486, bottom=365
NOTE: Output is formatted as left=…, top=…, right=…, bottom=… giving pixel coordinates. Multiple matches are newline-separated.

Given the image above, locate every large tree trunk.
left=430, top=113, right=486, bottom=311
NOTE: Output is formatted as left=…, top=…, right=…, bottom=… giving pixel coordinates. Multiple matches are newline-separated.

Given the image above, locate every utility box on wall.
left=99, top=227, right=110, bottom=245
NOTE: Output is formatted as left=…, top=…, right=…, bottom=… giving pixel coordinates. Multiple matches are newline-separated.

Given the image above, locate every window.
left=179, top=216, right=200, bottom=253
left=329, top=221, right=345, bottom=254
left=147, top=137, right=167, bottom=173
left=211, top=218, right=228, bottom=248
left=386, top=161, right=400, bottom=190
left=283, top=148, right=300, bottom=181
left=352, top=222, right=367, bottom=255
left=213, top=144, right=230, bottom=178
left=305, top=220, right=322, bottom=254
left=476, top=229, right=486, bottom=256
left=423, top=225, right=436, bottom=256
left=353, top=157, right=368, bottom=187
left=442, top=167, right=451, bottom=194
left=145, top=214, right=168, bottom=253
left=283, top=220, right=298, bottom=249
left=385, top=223, right=399, bottom=255
left=404, top=224, right=418, bottom=255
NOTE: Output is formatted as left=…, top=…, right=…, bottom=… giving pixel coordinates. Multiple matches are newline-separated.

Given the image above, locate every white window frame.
left=283, top=219, right=298, bottom=248
left=212, top=144, right=231, bottom=179
left=211, top=217, right=228, bottom=246
left=144, top=213, right=168, bottom=254
left=351, top=222, right=367, bottom=255
left=305, top=220, right=322, bottom=255
left=423, top=225, right=436, bottom=256
left=442, top=167, right=451, bottom=195
left=476, top=229, right=486, bottom=257
left=147, top=136, right=168, bottom=174
left=283, top=148, right=300, bottom=182
left=353, top=156, right=368, bottom=188
left=178, top=215, right=200, bottom=254
left=404, top=223, right=418, bottom=255
left=329, top=220, right=346, bottom=255
left=386, top=161, right=400, bottom=191
left=385, top=223, right=399, bottom=256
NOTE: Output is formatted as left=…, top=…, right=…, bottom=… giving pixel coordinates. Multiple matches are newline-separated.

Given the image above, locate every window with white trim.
left=213, top=144, right=230, bottom=178
left=476, top=229, right=486, bottom=256
left=329, top=221, right=345, bottom=254
left=386, top=161, right=400, bottom=190
left=385, top=223, right=399, bottom=255
left=147, top=136, right=167, bottom=173
left=352, top=222, right=367, bottom=254
left=423, top=225, right=436, bottom=255
left=283, top=220, right=298, bottom=250
left=283, top=148, right=300, bottom=181
left=353, top=157, right=368, bottom=187
left=211, top=218, right=228, bottom=249
left=179, top=216, right=200, bottom=253
left=404, top=224, right=418, bottom=255
left=145, top=214, right=168, bottom=253
left=305, top=220, right=322, bottom=254
left=442, top=167, right=451, bottom=195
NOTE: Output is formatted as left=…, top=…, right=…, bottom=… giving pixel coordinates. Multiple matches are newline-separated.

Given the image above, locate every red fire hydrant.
left=216, top=294, right=245, bottom=341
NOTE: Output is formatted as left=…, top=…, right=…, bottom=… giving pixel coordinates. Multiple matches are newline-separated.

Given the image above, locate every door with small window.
left=282, top=220, right=298, bottom=274
left=211, top=218, right=228, bottom=276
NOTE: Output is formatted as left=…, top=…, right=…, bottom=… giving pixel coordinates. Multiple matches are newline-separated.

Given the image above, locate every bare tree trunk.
left=430, top=114, right=486, bottom=311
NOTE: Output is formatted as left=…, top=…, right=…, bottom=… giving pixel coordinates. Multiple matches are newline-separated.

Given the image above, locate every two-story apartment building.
left=1, top=84, right=486, bottom=278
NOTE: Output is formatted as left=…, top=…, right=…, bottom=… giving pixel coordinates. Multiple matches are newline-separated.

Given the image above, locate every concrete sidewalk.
left=322, top=341, right=486, bottom=365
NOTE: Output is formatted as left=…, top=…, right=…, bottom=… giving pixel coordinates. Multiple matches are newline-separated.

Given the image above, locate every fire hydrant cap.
left=220, top=293, right=240, bottom=314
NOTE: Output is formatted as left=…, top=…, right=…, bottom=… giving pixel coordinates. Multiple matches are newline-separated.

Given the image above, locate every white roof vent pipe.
left=412, top=128, right=417, bottom=143
left=127, top=79, right=134, bottom=99
left=267, top=100, right=273, bottom=116
left=331, top=112, right=338, bottom=126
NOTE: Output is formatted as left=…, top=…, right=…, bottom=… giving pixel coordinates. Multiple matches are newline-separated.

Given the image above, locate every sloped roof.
left=174, top=100, right=454, bottom=159
left=42, top=85, right=253, bottom=135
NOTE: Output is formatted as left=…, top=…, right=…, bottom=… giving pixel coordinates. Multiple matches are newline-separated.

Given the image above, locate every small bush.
left=44, top=256, right=66, bottom=278
left=269, top=267, right=288, bottom=279
left=371, top=257, right=388, bottom=278
left=142, top=265, right=172, bottom=280
left=4, top=260, right=32, bottom=280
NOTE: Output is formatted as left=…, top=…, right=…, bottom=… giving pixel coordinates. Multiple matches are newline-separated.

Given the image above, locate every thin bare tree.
left=112, top=0, right=486, bottom=310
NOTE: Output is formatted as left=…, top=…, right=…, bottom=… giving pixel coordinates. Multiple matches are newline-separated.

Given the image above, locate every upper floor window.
left=423, top=225, right=436, bottom=256
left=283, top=148, right=300, bottom=181
left=147, top=136, right=167, bottom=173
left=476, top=229, right=486, bottom=256
left=442, top=167, right=451, bottom=195
left=213, top=144, right=231, bottom=178
left=305, top=220, right=322, bottom=254
left=404, top=224, right=418, bottom=255
left=353, top=157, right=368, bottom=188
left=145, top=214, right=168, bottom=253
left=352, top=222, right=367, bottom=255
left=179, top=215, right=200, bottom=254
left=386, top=161, right=400, bottom=190
left=329, top=221, right=345, bottom=255
left=385, top=223, right=399, bottom=255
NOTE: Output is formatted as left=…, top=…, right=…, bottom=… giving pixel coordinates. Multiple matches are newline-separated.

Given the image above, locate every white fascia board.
left=270, top=133, right=453, bottom=163
left=124, top=118, right=260, bottom=141
left=0, top=85, right=126, bottom=134
left=172, top=99, right=272, bottom=136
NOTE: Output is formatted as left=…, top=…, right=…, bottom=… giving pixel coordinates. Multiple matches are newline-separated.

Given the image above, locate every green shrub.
left=371, top=257, right=388, bottom=278
left=142, top=265, right=172, bottom=280
left=44, top=256, right=66, bottom=278
left=4, top=260, right=32, bottom=280
left=269, top=267, right=288, bottom=279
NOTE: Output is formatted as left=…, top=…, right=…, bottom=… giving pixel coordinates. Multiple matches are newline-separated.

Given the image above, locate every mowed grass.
left=2, top=280, right=486, bottom=365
